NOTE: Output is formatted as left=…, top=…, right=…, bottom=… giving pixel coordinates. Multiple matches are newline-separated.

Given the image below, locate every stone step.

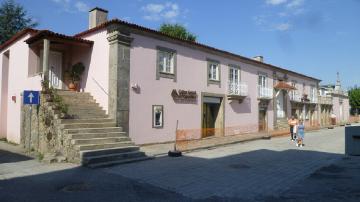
left=65, top=127, right=123, bottom=134
left=71, top=137, right=130, bottom=145
left=62, top=122, right=116, bottom=129
left=69, top=114, right=109, bottom=119
left=56, top=90, right=90, bottom=96
left=67, top=109, right=106, bottom=116
left=60, top=118, right=114, bottom=124
left=86, top=156, right=153, bottom=168
left=71, top=132, right=127, bottom=139
left=82, top=151, right=148, bottom=166
left=62, top=99, right=97, bottom=105
left=77, top=142, right=135, bottom=151
left=66, top=104, right=101, bottom=109
left=58, top=92, right=92, bottom=98
left=80, top=146, right=140, bottom=158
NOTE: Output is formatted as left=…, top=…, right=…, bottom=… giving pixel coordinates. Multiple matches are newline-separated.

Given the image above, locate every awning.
left=274, top=81, right=297, bottom=90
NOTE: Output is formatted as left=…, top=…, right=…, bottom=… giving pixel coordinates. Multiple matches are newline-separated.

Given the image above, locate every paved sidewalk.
left=0, top=141, right=77, bottom=181
left=0, top=141, right=190, bottom=202
left=105, top=126, right=350, bottom=200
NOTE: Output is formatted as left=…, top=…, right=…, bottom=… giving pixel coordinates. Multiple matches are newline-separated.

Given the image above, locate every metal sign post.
left=23, top=90, right=40, bottom=152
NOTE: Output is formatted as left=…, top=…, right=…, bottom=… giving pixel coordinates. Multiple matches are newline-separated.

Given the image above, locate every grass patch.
left=37, top=152, right=44, bottom=161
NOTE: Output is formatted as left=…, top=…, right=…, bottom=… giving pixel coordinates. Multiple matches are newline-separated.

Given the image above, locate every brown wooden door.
left=259, top=109, right=267, bottom=132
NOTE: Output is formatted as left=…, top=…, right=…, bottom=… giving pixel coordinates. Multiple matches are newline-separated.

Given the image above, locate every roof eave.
left=74, top=19, right=321, bottom=82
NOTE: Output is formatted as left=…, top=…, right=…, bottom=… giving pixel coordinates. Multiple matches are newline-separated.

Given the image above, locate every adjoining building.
left=319, top=72, right=350, bottom=125
left=0, top=8, right=350, bottom=153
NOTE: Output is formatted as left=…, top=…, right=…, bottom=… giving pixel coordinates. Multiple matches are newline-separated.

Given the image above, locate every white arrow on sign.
left=28, top=92, right=34, bottom=103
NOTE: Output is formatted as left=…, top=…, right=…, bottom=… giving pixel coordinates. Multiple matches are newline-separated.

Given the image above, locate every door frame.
left=40, top=50, right=63, bottom=89
left=0, top=51, right=10, bottom=138
left=258, top=108, right=267, bottom=132
left=201, top=92, right=225, bottom=138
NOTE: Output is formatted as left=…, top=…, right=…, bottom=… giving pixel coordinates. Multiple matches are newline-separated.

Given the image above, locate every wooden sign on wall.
left=171, top=89, right=197, bottom=103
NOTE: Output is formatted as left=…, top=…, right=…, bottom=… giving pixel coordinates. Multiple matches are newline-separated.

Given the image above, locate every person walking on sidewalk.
left=288, top=116, right=297, bottom=141
left=296, top=119, right=305, bottom=147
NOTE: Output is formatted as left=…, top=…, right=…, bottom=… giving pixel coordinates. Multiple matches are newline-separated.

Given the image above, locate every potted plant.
left=67, top=62, right=85, bottom=91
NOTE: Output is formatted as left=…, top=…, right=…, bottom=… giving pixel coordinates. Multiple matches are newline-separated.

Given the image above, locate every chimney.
left=89, top=7, right=108, bottom=29
left=253, top=56, right=264, bottom=62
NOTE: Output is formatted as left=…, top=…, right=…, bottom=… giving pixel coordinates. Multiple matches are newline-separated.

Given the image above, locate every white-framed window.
left=152, top=105, right=164, bottom=128
left=208, top=62, right=219, bottom=81
left=258, top=74, right=267, bottom=87
left=229, top=66, right=240, bottom=84
left=310, top=86, right=317, bottom=102
left=291, top=81, right=297, bottom=99
left=158, top=50, right=175, bottom=74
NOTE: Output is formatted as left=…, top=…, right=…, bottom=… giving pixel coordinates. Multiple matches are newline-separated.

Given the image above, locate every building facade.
left=0, top=8, right=350, bottom=145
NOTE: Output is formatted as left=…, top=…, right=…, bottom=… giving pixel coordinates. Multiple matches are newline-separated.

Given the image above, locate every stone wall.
left=21, top=93, right=73, bottom=162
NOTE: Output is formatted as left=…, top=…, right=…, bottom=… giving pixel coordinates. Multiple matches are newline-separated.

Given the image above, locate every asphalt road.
left=1, top=125, right=360, bottom=201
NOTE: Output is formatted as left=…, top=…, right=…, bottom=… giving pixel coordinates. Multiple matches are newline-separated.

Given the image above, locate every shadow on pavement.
left=0, top=149, right=32, bottom=164
left=0, top=149, right=359, bottom=201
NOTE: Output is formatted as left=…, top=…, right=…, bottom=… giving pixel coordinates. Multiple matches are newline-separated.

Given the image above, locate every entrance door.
left=259, top=109, right=267, bottom=132
left=276, top=90, right=285, bottom=118
left=40, top=51, right=62, bottom=89
left=49, top=52, right=62, bottom=89
left=202, top=96, right=222, bottom=138
left=340, top=103, right=344, bottom=122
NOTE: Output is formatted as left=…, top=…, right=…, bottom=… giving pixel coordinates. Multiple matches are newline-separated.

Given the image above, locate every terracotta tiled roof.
left=74, top=18, right=321, bottom=82
left=0, top=28, right=38, bottom=52
left=274, top=81, right=297, bottom=90
left=25, top=30, right=93, bottom=45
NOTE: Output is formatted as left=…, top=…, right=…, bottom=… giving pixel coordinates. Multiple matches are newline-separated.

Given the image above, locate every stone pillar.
left=107, top=29, right=133, bottom=133
left=42, top=39, right=50, bottom=82
left=273, top=71, right=277, bottom=128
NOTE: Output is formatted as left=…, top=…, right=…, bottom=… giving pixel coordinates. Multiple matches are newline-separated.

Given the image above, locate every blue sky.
left=12, top=0, right=360, bottom=88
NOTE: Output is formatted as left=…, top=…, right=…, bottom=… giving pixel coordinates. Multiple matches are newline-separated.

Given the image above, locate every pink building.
left=0, top=8, right=350, bottom=146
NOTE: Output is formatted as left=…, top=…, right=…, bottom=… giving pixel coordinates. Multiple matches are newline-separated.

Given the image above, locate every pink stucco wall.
left=79, top=30, right=110, bottom=112
left=129, top=34, right=279, bottom=144
left=0, top=34, right=42, bottom=143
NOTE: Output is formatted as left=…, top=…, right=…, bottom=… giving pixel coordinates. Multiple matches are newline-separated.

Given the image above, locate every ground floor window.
left=152, top=105, right=164, bottom=128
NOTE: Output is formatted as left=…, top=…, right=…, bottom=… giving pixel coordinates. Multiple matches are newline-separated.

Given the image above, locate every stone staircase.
left=56, top=90, right=151, bottom=168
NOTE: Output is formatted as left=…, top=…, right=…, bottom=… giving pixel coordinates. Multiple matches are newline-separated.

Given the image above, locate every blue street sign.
left=23, top=90, right=40, bottom=105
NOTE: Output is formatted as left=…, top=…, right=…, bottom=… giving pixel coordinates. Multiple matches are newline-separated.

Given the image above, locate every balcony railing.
left=258, top=85, right=273, bottom=99
left=318, top=95, right=333, bottom=105
left=290, top=92, right=302, bottom=102
left=228, top=81, right=248, bottom=97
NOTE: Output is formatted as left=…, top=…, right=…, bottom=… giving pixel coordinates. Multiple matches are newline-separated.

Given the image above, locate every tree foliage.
left=0, top=0, right=37, bottom=44
left=159, top=23, right=196, bottom=42
left=348, top=86, right=360, bottom=115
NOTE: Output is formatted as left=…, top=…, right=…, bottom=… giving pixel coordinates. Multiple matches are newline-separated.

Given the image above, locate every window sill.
left=208, top=79, right=221, bottom=87
left=159, top=71, right=174, bottom=76
left=159, top=72, right=176, bottom=80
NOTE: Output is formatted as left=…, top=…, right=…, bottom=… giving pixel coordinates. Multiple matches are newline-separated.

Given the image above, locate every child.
left=296, top=120, right=305, bottom=147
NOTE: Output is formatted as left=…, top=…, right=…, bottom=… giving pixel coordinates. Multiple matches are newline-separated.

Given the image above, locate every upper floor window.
left=209, top=62, right=219, bottom=81
left=258, top=74, right=267, bottom=87
left=229, top=66, right=240, bottom=84
left=310, top=86, right=317, bottom=98
left=207, top=59, right=221, bottom=87
left=159, top=50, right=174, bottom=74
left=291, top=81, right=297, bottom=97
left=156, top=46, right=177, bottom=81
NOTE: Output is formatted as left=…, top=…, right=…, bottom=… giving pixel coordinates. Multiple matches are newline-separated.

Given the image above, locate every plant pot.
left=68, top=83, right=77, bottom=91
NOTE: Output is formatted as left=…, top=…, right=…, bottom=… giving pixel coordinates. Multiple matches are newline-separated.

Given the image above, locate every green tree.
left=159, top=23, right=196, bottom=42
left=0, top=0, right=37, bottom=44
left=348, top=86, right=360, bottom=115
